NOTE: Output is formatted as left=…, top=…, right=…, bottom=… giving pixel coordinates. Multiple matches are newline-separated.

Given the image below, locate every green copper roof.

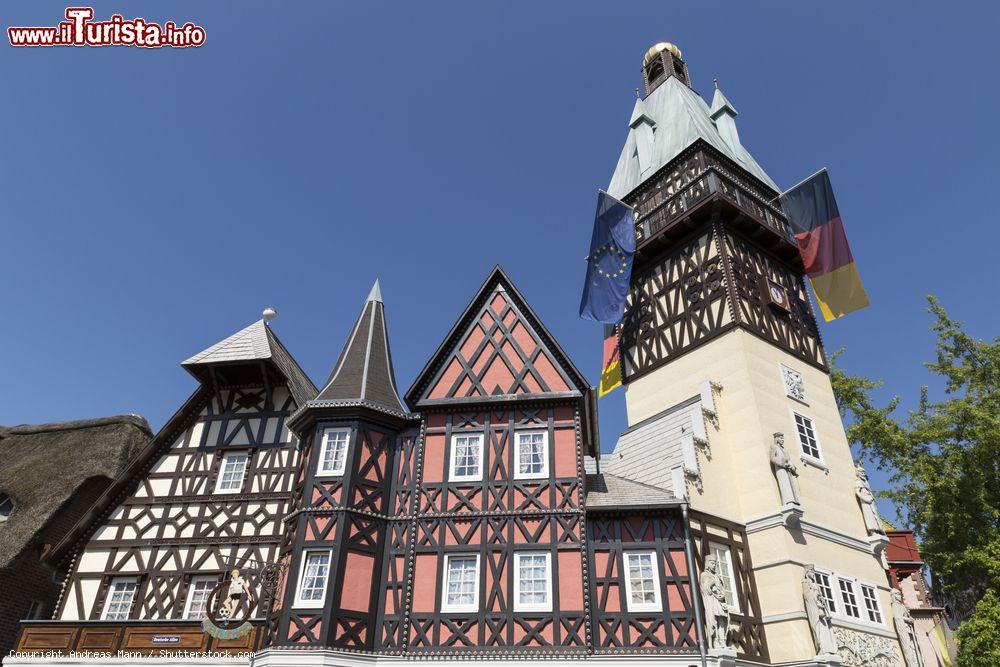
left=608, top=77, right=779, bottom=198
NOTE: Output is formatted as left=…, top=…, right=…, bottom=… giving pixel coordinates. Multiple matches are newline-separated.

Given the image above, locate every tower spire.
left=710, top=83, right=742, bottom=153
left=315, top=280, right=405, bottom=415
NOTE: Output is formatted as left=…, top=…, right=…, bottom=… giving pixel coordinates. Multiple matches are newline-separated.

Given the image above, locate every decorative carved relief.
left=780, top=364, right=807, bottom=403
left=833, top=627, right=902, bottom=667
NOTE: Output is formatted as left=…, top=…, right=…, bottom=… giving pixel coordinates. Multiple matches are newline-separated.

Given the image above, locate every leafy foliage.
left=956, top=588, right=1000, bottom=667
left=830, top=297, right=1000, bottom=644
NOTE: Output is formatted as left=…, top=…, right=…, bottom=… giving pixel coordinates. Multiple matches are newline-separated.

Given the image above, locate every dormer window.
left=0, top=494, right=12, bottom=523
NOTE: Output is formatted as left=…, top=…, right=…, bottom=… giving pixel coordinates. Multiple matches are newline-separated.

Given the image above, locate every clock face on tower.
left=761, top=278, right=790, bottom=312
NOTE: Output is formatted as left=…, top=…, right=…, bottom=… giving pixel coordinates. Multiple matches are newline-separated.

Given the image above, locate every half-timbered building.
left=12, top=38, right=908, bottom=667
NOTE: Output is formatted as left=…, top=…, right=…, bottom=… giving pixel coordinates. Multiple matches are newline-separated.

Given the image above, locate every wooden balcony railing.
left=13, top=620, right=262, bottom=658
left=632, top=147, right=792, bottom=248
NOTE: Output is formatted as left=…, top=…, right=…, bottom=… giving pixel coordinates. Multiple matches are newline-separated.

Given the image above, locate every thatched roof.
left=0, top=415, right=152, bottom=568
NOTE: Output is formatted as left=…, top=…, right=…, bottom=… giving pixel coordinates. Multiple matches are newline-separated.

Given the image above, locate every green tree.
left=956, top=589, right=1000, bottom=667
left=830, top=297, right=999, bottom=663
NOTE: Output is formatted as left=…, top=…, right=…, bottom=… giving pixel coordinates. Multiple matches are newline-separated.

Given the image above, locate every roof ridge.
left=0, top=414, right=152, bottom=437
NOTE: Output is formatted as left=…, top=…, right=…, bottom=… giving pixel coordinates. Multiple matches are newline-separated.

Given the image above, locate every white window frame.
left=708, top=542, right=741, bottom=613
left=441, top=553, right=480, bottom=613
left=623, top=550, right=662, bottom=613
left=790, top=409, right=825, bottom=467
left=316, top=427, right=351, bottom=477
left=294, top=549, right=332, bottom=608
left=837, top=576, right=861, bottom=620
left=513, top=551, right=553, bottom=612
left=513, top=430, right=549, bottom=480
left=183, top=575, right=219, bottom=620
left=814, top=567, right=885, bottom=628
left=213, top=451, right=249, bottom=494
left=813, top=569, right=838, bottom=615
left=859, top=582, right=884, bottom=625
left=101, top=577, right=138, bottom=620
left=448, top=434, right=484, bottom=483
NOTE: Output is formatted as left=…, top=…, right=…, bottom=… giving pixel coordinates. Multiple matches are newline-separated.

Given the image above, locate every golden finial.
left=643, top=41, right=682, bottom=66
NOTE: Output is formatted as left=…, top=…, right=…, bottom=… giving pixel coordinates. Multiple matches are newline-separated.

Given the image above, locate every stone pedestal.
left=707, top=647, right=737, bottom=667
left=814, top=652, right=843, bottom=666
left=780, top=502, right=804, bottom=527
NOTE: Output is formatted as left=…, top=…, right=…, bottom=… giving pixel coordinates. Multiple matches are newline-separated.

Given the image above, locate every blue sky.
left=2, top=2, right=997, bottom=521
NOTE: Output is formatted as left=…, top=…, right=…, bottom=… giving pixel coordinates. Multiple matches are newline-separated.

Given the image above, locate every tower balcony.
left=628, top=141, right=798, bottom=267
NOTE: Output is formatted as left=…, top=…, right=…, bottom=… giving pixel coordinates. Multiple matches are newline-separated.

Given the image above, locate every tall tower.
left=602, top=42, right=904, bottom=665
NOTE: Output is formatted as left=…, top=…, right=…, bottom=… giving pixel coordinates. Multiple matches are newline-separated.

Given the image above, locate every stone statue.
left=891, top=589, right=921, bottom=667
left=770, top=432, right=801, bottom=506
left=700, top=555, right=732, bottom=650
left=802, top=566, right=839, bottom=657
left=855, top=466, right=885, bottom=535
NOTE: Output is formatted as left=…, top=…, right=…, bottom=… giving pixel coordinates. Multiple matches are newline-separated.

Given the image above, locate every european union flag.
left=579, top=191, right=635, bottom=323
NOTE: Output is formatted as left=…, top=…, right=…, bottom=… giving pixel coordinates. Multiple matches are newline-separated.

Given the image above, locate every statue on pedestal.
left=701, top=555, right=732, bottom=650
left=770, top=432, right=801, bottom=506
left=855, top=466, right=886, bottom=536
left=891, top=589, right=921, bottom=667
left=802, top=566, right=839, bottom=657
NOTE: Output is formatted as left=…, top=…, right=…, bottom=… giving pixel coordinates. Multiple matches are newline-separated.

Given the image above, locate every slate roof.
left=585, top=473, right=682, bottom=510
left=585, top=395, right=703, bottom=502
left=182, top=319, right=317, bottom=408
left=0, top=415, right=152, bottom=568
left=607, top=76, right=779, bottom=199
left=311, top=280, right=407, bottom=416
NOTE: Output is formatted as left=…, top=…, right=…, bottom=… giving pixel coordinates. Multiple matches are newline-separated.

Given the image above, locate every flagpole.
left=768, top=167, right=828, bottom=204
left=598, top=188, right=636, bottom=211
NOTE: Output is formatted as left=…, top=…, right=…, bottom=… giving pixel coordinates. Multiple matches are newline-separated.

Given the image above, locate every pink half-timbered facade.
left=15, top=267, right=764, bottom=666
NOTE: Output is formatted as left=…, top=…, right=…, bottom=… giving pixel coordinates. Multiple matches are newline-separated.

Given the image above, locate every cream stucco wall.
left=625, top=328, right=903, bottom=664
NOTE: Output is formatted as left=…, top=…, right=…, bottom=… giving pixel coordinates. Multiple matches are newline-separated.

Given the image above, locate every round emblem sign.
left=201, top=569, right=257, bottom=640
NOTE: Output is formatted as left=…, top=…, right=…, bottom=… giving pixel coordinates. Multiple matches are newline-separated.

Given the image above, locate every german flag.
left=780, top=169, right=869, bottom=322
left=599, top=324, right=622, bottom=397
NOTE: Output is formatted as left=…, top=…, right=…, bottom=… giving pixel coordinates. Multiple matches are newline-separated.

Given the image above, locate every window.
left=814, top=570, right=837, bottom=614
left=815, top=568, right=885, bottom=628
left=295, top=550, right=331, bottom=608
left=102, top=578, right=138, bottom=620
left=624, top=551, right=661, bottom=612
left=791, top=411, right=822, bottom=462
left=0, top=494, right=12, bottom=523
left=860, top=584, right=883, bottom=624
left=214, top=452, right=249, bottom=493
left=317, top=428, right=350, bottom=476
left=515, top=431, right=548, bottom=479
left=838, top=577, right=860, bottom=619
left=25, top=600, right=45, bottom=620
left=514, top=552, right=552, bottom=612
left=184, top=576, right=218, bottom=620
left=449, top=434, right=483, bottom=482
left=442, top=554, right=480, bottom=612
left=709, top=543, right=740, bottom=612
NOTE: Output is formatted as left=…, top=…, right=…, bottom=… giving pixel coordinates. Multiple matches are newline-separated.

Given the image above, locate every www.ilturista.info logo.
left=8, top=8, right=205, bottom=48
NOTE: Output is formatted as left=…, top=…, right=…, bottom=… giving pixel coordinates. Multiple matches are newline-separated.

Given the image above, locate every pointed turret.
left=710, top=82, right=742, bottom=155
left=312, top=280, right=406, bottom=416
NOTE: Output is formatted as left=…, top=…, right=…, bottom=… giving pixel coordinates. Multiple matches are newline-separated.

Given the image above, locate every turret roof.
left=607, top=76, right=778, bottom=198
left=312, top=280, right=407, bottom=416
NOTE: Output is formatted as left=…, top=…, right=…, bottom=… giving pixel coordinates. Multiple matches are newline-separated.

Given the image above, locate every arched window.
left=0, top=494, right=12, bottom=523
left=646, top=58, right=664, bottom=85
